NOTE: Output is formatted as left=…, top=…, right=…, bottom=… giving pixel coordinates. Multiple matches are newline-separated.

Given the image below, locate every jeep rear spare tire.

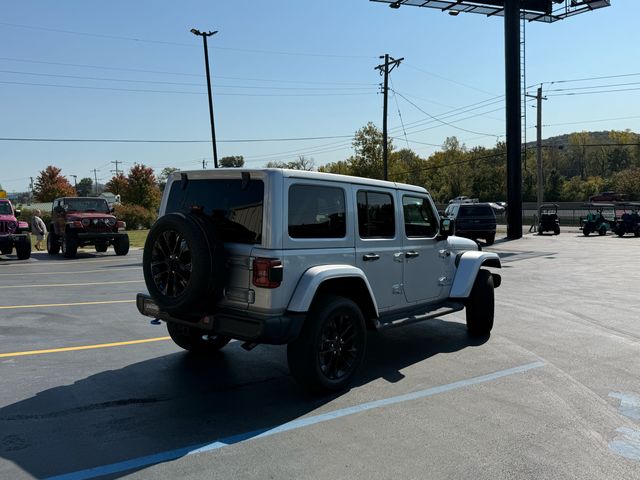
left=143, top=212, right=225, bottom=314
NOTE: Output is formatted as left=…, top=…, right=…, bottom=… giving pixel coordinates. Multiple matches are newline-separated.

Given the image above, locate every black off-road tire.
left=485, top=233, right=495, bottom=246
left=583, top=228, right=591, bottom=236
left=287, top=295, right=367, bottom=393
left=47, top=233, right=60, bottom=255
left=615, top=228, right=625, bottom=237
left=62, top=233, right=78, bottom=258
left=538, top=225, right=544, bottom=235
left=167, top=322, right=231, bottom=353
left=143, top=212, right=225, bottom=315
left=554, top=226, right=560, bottom=235
left=95, top=243, right=108, bottom=253
left=15, top=237, right=31, bottom=260
left=465, top=269, right=495, bottom=337
left=113, top=235, right=129, bottom=256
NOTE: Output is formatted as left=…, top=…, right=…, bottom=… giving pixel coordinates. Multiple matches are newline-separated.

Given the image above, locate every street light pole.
left=191, top=28, right=219, bottom=169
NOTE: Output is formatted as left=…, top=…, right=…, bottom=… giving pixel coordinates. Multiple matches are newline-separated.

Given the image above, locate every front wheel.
left=113, top=235, right=130, bottom=256
left=465, top=269, right=495, bottom=336
left=583, top=228, right=590, bottom=236
left=485, top=233, right=495, bottom=246
left=287, top=295, right=366, bottom=393
left=554, top=226, right=560, bottom=235
left=47, top=233, right=60, bottom=254
left=167, top=322, right=231, bottom=353
left=62, top=233, right=78, bottom=258
left=15, top=237, right=31, bottom=260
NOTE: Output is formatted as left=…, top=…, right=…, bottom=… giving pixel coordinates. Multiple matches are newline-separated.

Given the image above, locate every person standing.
left=31, top=209, right=47, bottom=251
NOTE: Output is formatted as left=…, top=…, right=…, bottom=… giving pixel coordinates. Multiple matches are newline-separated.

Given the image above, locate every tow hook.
left=150, top=318, right=162, bottom=325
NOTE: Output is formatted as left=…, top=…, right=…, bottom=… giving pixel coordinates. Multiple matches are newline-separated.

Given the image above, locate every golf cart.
left=538, top=203, right=560, bottom=235
left=612, top=203, right=640, bottom=237
left=580, top=203, right=614, bottom=236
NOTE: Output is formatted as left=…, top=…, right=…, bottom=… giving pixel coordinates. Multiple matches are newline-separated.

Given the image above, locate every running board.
left=375, top=301, right=465, bottom=330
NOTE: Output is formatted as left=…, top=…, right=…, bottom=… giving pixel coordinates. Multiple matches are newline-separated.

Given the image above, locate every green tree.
left=545, top=169, right=564, bottom=201
left=266, top=155, right=315, bottom=171
left=612, top=167, right=640, bottom=200
left=158, top=167, right=179, bottom=191
left=76, top=177, right=93, bottom=196
left=33, top=166, right=76, bottom=201
left=123, top=164, right=161, bottom=210
left=219, top=156, right=245, bottom=168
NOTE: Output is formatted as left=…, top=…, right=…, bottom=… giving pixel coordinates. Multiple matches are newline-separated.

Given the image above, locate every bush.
left=16, top=208, right=52, bottom=231
left=114, top=203, right=157, bottom=230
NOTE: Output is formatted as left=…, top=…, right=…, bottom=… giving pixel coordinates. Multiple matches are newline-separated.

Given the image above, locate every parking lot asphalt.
left=0, top=234, right=639, bottom=480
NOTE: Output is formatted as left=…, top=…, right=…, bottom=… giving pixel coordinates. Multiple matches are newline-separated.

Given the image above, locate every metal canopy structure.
left=371, top=0, right=611, bottom=239
left=372, top=0, right=611, bottom=22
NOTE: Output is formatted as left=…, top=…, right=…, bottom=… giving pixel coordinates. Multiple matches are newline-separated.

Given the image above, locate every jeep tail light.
left=252, top=258, right=283, bottom=288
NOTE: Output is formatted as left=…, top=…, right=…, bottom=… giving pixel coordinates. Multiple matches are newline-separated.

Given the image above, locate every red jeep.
left=47, top=197, right=129, bottom=258
left=0, top=199, right=31, bottom=260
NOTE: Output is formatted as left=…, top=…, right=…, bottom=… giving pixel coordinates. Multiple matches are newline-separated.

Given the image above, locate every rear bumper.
left=136, top=293, right=305, bottom=345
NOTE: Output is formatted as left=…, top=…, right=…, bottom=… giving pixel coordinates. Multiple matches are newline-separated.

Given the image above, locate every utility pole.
left=526, top=86, right=547, bottom=226
left=91, top=169, right=99, bottom=195
left=375, top=54, right=403, bottom=181
left=71, top=175, right=78, bottom=194
left=191, top=28, right=219, bottom=169
left=111, top=160, right=122, bottom=176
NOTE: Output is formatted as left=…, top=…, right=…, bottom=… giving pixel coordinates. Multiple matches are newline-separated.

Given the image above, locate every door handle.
left=362, top=253, right=380, bottom=262
left=405, top=251, right=420, bottom=259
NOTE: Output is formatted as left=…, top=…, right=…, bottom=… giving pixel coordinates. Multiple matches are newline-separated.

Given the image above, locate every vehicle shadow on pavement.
left=0, top=319, right=486, bottom=479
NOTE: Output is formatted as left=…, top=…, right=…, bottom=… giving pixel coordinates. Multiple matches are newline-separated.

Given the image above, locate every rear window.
left=165, top=178, right=264, bottom=244
left=458, top=205, right=494, bottom=217
left=288, top=184, right=346, bottom=239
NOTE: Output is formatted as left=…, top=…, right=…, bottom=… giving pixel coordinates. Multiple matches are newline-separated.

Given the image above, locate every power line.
left=0, top=22, right=375, bottom=59
left=0, top=80, right=377, bottom=96
left=544, top=81, right=640, bottom=93
left=529, top=71, right=640, bottom=89
left=546, top=87, right=640, bottom=97
left=0, top=70, right=375, bottom=91
left=393, top=90, right=501, bottom=137
left=0, top=57, right=377, bottom=86
left=0, top=135, right=354, bottom=144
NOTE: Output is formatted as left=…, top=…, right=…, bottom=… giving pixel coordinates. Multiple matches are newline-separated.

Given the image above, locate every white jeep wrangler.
left=137, top=169, right=501, bottom=392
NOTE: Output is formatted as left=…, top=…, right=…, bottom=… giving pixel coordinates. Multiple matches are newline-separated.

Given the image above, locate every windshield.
left=0, top=203, right=12, bottom=215
left=65, top=198, right=110, bottom=213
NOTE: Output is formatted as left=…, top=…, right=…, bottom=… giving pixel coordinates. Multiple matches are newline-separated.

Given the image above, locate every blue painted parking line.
left=45, top=361, right=545, bottom=480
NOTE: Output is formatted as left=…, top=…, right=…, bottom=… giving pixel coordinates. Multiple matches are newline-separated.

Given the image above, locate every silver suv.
left=137, top=169, right=501, bottom=392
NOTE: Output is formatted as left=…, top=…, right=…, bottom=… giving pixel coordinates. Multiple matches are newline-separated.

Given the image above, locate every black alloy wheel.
left=317, top=311, right=359, bottom=382
left=149, top=230, right=192, bottom=298
left=288, top=295, right=366, bottom=393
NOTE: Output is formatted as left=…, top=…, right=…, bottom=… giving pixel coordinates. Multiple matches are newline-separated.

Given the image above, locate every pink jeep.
left=0, top=199, right=31, bottom=260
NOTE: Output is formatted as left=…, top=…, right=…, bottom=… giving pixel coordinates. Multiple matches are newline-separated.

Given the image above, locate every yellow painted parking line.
left=0, top=280, right=144, bottom=289
left=0, top=299, right=135, bottom=309
left=0, top=267, right=139, bottom=276
left=0, top=336, right=171, bottom=358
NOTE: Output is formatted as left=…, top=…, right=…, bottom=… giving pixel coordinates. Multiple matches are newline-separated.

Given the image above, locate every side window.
left=288, top=184, right=346, bottom=239
left=403, top=196, right=437, bottom=238
left=357, top=191, right=395, bottom=238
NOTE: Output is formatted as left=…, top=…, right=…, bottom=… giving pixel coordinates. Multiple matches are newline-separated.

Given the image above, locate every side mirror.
left=14, top=209, right=21, bottom=218
left=437, top=217, right=454, bottom=240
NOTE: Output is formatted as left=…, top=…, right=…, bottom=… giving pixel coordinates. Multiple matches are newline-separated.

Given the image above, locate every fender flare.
left=287, top=264, right=379, bottom=315
left=449, top=251, right=501, bottom=299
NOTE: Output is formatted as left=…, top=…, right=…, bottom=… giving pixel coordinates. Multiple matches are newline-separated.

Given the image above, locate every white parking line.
left=0, top=280, right=144, bottom=289
left=44, top=361, right=546, bottom=480
left=0, top=267, right=140, bottom=276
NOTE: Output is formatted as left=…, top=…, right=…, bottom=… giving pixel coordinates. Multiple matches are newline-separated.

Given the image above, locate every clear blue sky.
left=1, top=0, right=638, bottom=193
